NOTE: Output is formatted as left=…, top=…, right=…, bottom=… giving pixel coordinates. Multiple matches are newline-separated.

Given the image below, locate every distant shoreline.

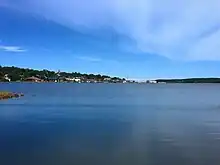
left=156, top=78, right=220, bottom=83
left=0, top=66, right=127, bottom=83
left=2, top=81, right=220, bottom=84
left=1, top=66, right=220, bottom=84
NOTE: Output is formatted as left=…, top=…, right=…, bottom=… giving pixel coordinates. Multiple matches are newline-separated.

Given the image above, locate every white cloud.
left=0, top=45, right=27, bottom=52
left=187, top=29, right=220, bottom=61
left=5, top=0, right=220, bottom=60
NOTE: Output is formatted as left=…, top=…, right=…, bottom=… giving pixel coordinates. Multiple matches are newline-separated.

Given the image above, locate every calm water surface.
left=1, top=83, right=220, bottom=165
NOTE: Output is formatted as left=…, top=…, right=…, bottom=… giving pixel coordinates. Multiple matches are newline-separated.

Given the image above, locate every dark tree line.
left=156, top=78, right=220, bottom=83
left=0, top=66, right=123, bottom=82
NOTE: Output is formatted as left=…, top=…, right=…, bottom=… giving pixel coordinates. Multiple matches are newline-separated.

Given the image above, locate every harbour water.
left=1, top=83, right=220, bottom=165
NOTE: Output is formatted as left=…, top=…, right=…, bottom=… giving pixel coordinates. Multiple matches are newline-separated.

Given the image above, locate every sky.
left=1, top=0, right=220, bottom=79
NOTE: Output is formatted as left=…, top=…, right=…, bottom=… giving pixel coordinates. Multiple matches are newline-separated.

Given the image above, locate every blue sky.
left=1, top=0, right=220, bottom=79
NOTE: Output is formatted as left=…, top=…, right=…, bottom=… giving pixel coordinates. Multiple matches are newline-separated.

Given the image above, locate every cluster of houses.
left=24, top=76, right=108, bottom=83
left=2, top=74, right=125, bottom=83
left=2, top=73, right=162, bottom=84
left=23, top=77, right=161, bottom=83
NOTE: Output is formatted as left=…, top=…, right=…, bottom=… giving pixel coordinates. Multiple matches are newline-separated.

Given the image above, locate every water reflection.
left=0, top=83, right=220, bottom=165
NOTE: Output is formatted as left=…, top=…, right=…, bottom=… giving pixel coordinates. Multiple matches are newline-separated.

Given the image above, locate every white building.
left=146, top=80, right=157, bottom=84
left=104, top=78, right=111, bottom=81
left=65, top=77, right=81, bottom=82
left=4, top=74, right=11, bottom=82
left=73, top=78, right=81, bottom=82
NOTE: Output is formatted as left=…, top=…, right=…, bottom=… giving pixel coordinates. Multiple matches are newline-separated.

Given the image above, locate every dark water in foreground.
left=1, top=83, right=220, bottom=165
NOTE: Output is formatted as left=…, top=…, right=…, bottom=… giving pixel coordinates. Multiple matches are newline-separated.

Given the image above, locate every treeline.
left=0, top=66, right=124, bottom=82
left=157, top=78, right=220, bottom=83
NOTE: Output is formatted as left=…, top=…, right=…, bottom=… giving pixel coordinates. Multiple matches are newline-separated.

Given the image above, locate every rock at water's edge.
left=0, top=92, right=24, bottom=100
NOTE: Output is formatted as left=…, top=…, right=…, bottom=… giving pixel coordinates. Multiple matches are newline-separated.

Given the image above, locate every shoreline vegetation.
left=0, top=66, right=128, bottom=83
left=1, top=66, right=220, bottom=83
left=0, top=91, right=24, bottom=100
left=156, top=78, right=220, bottom=83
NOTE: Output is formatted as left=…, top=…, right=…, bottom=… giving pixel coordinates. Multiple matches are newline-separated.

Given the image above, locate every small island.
left=0, top=91, right=24, bottom=100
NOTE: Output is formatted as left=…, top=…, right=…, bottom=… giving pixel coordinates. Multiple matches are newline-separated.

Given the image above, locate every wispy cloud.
left=0, top=45, right=27, bottom=52
left=5, top=0, right=220, bottom=60
left=76, top=56, right=102, bottom=62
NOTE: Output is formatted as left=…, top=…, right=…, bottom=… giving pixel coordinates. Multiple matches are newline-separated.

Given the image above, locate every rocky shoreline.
left=0, top=91, right=24, bottom=100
